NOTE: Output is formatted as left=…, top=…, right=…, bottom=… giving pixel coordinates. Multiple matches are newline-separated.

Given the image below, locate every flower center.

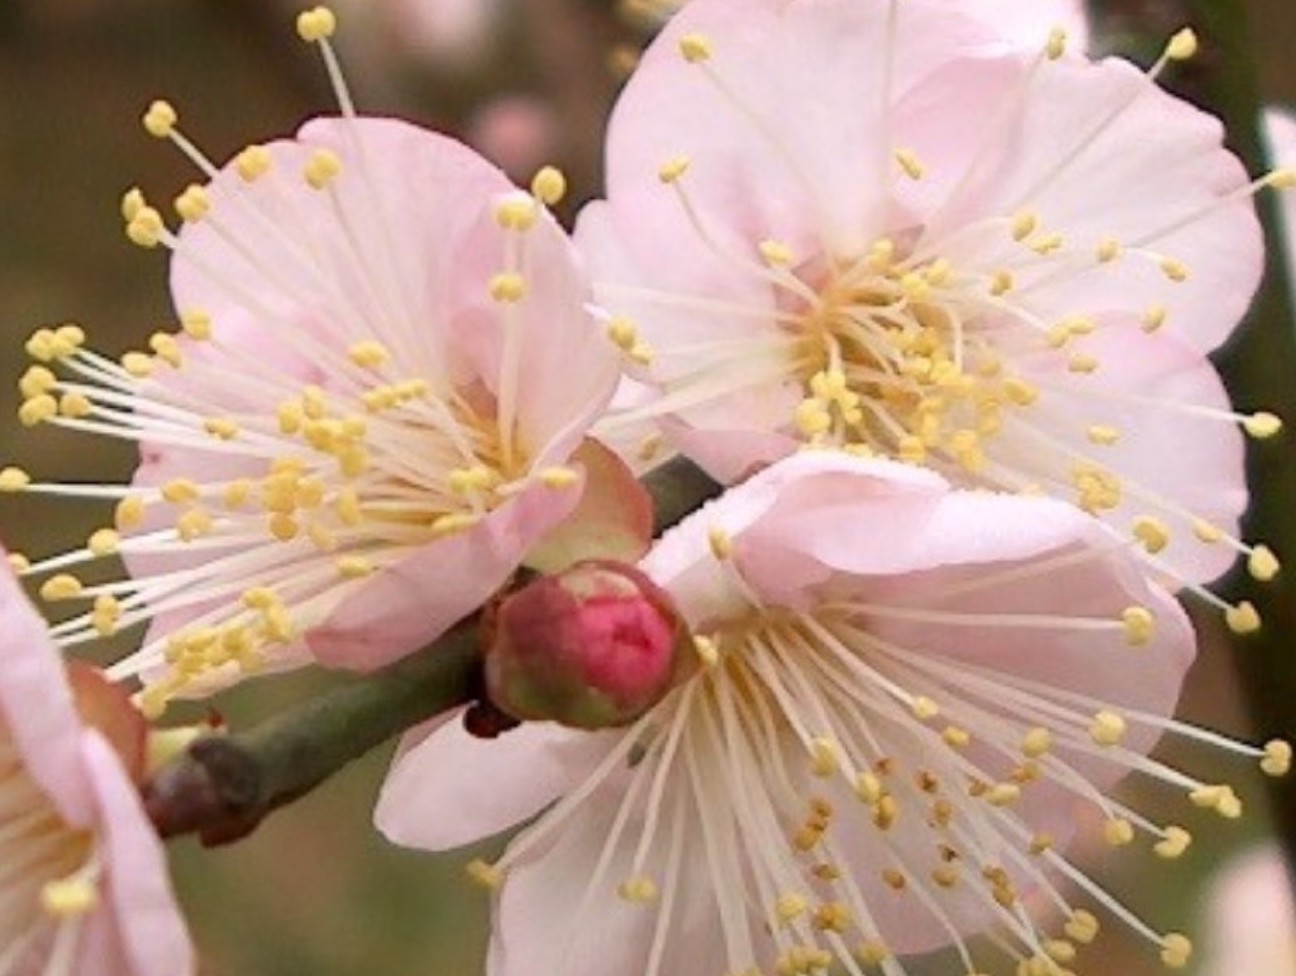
left=0, top=730, right=98, bottom=971
left=786, top=240, right=1041, bottom=476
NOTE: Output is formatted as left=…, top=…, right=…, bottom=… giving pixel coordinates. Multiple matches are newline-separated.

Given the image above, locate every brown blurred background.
left=0, top=1, right=1293, bottom=974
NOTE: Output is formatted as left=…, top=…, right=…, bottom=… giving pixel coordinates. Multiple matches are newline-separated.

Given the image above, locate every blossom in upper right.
left=577, top=0, right=1282, bottom=619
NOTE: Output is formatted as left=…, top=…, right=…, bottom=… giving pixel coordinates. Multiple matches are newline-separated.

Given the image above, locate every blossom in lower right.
left=378, top=452, right=1289, bottom=976
left=0, top=551, right=192, bottom=976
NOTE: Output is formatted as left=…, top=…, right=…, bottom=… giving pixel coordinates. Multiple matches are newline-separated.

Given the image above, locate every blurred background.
left=0, top=1, right=1293, bottom=974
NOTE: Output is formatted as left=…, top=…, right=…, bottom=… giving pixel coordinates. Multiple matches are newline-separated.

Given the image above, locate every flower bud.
left=484, top=560, right=691, bottom=729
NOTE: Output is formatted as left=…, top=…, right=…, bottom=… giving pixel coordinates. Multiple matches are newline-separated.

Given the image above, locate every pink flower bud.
left=484, top=560, right=691, bottom=729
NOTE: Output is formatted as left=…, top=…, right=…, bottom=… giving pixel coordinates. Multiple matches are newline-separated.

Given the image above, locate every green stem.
left=145, top=623, right=480, bottom=845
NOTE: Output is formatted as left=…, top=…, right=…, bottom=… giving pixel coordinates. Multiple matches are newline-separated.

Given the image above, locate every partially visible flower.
left=466, top=95, right=561, bottom=184
left=580, top=0, right=1275, bottom=613
left=1199, top=844, right=1296, bottom=976
left=379, top=453, right=1288, bottom=976
left=0, top=9, right=625, bottom=715
left=0, top=550, right=193, bottom=976
left=373, top=0, right=506, bottom=63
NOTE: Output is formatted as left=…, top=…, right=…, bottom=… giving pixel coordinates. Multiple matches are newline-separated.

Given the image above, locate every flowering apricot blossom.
left=378, top=452, right=1291, bottom=976
left=580, top=0, right=1279, bottom=619
left=0, top=553, right=192, bottom=976
left=0, top=11, right=624, bottom=716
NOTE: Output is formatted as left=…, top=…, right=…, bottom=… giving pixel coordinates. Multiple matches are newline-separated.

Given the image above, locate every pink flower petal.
left=308, top=478, right=583, bottom=669
left=376, top=711, right=615, bottom=851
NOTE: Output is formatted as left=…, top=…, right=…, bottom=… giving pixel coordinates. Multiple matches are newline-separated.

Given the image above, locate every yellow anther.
left=25, top=328, right=56, bottom=362
left=121, top=352, right=154, bottom=378
left=181, top=309, right=213, bottom=340
left=1046, top=323, right=1073, bottom=349
left=1132, top=516, right=1171, bottom=554
left=121, top=187, right=146, bottom=222
left=1160, top=933, right=1193, bottom=969
left=6, top=552, right=28, bottom=573
left=334, top=555, right=374, bottom=579
left=794, top=398, right=832, bottom=437
left=617, top=876, right=659, bottom=904
left=53, top=324, right=85, bottom=352
left=41, top=877, right=98, bottom=917
left=1089, top=710, right=1127, bottom=747
left=678, top=32, right=713, bottom=63
left=930, top=866, right=959, bottom=889
left=658, top=155, right=691, bottom=184
left=465, top=858, right=503, bottom=889
left=19, top=394, right=56, bottom=427
left=986, top=783, right=1021, bottom=807
left=1031, top=232, right=1063, bottom=255
left=758, top=239, right=795, bottom=267
left=775, top=892, right=808, bottom=922
left=989, top=269, right=1014, bottom=295
left=203, top=418, right=240, bottom=440
left=1028, top=832, right=1055, bottom=855
left=1261, top=738, right=1292, bottom=777
left=236, top=144, right=272, bottom=181
left=1248, top=544, right=1280, bottom=581
left=1103, top=817, right=1135, bottom=846
left=1142, top=304, right=1169, bottom=332
left=347, top=340, right=390, bottom=369
left=941, top=725, right=970, bottom=749
left=809, top=737, right=839, bottom=778
left=268, top=513, right=299, bottom=541
left=1096, top=236, right=1122, bottom=262
left=430, top=512, right=479, bottom=537
left=855, top=940, right=890, bottom=966
left=304, top=149, right=342, bottom=189
left=1122, top=605, right=1155, bottom=647
left=1165, top=28, right=1198, bottom=61
left=1065, top=909, right=1100, bottom=944
left=692, top=634, right=720, bottom=667
left=1067, top=354, right=1099, bottom=374
left=1244, top=411, right=1283, bottom=439
left=115, top=495, right=145, bottom=530
left=40, top=574, right=84, bottom=601
left=174, top=184, right=211, bottom=222
left=176, top=508, right=214, bottom=542
left=1086, top=424, right=1120, bottom=445
left=893, top=148, right=924, bottom=180
left=854, top=772, right=883, bottom=805
left=1225, top=601, right=1261, bottom=635
left=148, top=332, right=182, bottom=368
left=1043, top=939, right=1076, bottom=964
left=88, top=528, right=120, bottom=556
left=1188, top=783, right=1243, bottom=818
left=489, top=272, right=527, bottom=303
left=1154, top=825, right=1193, bottom=859
left=528, top=164, right=565, bottom=204
left=881, top=868, right=906, bottom=891
left=1021, top=727, right=1052, bottom=758
left=1265, top=167, right=1296, bottom=190
left=911, top=696, right=939, bottom=720
left=1011, top=210, right=1038, bottom=242
left=1044, top=25, right=1067, bottom=59
left=296, top=5, right=338, bottom=42
left=897, top=435, right=926, bottom=463
left=492, top=193, right=536, bottom=233
left=539, top=466, right=580, bottom=489
left=0, top=467, right=31, bottom=492
left=1004, top=377, right=1038, bottom=406
left=19, top=365, right=57, bottom=399
left=707, top=526, right=733, bottom=560
left=160, top=478, right=200, bottom=505
left=142, top=99, right=178, bottom=138
left=813, top=901, right=852, bottom=932
left=1159, top=257, right=1190, bottom=282
left=126, top=207, right=166, bottom=248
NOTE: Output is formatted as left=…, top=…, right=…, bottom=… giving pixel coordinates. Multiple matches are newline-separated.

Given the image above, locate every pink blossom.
left=0, top=553, right=192, bottom=976
left=1199, top=844, right=1296, bottom=976
left=378, top=452, right=1285, bottom=976
left=580, top=0, right=1273, bottom=607
left=2, top=15, right=623, bottom=716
